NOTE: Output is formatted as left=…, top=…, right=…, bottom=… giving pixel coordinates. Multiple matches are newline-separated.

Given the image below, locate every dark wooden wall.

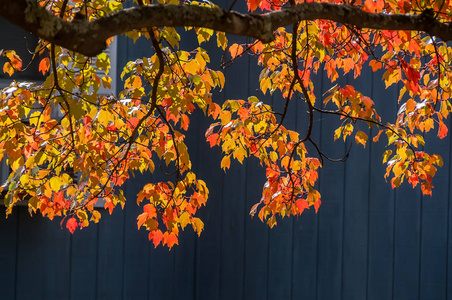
left=1, top=7, right=452, bottom=299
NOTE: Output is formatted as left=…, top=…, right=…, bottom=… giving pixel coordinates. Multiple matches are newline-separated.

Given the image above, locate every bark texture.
left=1, top=0, right=451, bottom=56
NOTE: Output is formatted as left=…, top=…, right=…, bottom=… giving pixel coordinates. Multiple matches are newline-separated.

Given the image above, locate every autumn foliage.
left=1, top=0, right=451, bottom=248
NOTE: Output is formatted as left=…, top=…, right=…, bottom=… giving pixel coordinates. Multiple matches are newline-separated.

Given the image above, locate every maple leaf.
left=163, top=232, right=179, bottom=249
left=39, top=58, right=50, bottom=75
left=438, top=122, right=448, bottom=139
left=229, top=44, right=244, bottom=59
left=149, top=230, right=164, bottom=248
left=246, top=0, right=262, bottom=12
left=65, top=217, right=78, bottom=234
left=295, top=199, right=309, bottom=214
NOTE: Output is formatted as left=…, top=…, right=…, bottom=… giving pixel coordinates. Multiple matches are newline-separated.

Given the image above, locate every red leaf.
left=104, top=200, right=115, bottom=214
left=438, top=122, right=448, bottom=139
left=161, top=98, right=173, bottom=107
left=408, top=173, right=419, bottom=188
left=106, top=124, right=117, bottom=131
left=250, top=142, right=258, bottom=153
left=83, top=115, right=92, bottom=125
left=66, top=217, right=78, bottom=234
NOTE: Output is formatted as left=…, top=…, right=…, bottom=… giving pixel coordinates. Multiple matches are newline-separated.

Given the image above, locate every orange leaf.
left=149, top=229, right=164, bottom=248
left=3, top=62, right=14, bottom=76
left=314, top=199, right=321, bottom=213
left=295, top=199, right=309, bottom=214
left=137, top=212, right=148, bottom=229
left=369, top=60, right=382, bottom=72
left=229, top=44, right=244, bottom=59
left=104, top=200, right=115, bottom=214
left=39, top=58, right=50, bottom=75
left=181, top=114, right=190, bottom=131
left=127, top=117, right=139, bottom=129
left=206, top=133, right=219, bottom=147
left=132, top=76, right=142, bottom=89
left=246, top=0, right=262, bottom=11
left=163, top=232, right=179, bottom=249
left=2, top=50, right=22, bottom=76
left=143, top=203, right=157, bottom=218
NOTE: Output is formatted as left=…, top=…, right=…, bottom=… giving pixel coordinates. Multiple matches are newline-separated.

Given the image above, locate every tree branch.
left=1, top=0, right=451, bottom=56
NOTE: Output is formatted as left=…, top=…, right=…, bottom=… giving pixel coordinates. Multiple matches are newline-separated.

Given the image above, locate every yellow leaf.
left=233, top=147, right=247, bottom=164
left=178, top=212, right=190, bottom=229
left=343, top=123, right=354, bottom=140
left=91, top=210, right=101, bottom=223
left=184, top=60, right=199, bottom=74
left=49, top=176, right=62, bottom=191
left=355, top=131, right=368, bottom=147
left=216, top=31, right=228, bottom=50
left=269, top=151, right=278, bottom=163
left=334, top=127, right=342, bottom=141
left=77, top=210, right=88, bottom=222
left=192, top=217, right=204, bottom=236
left=221, top=155, right=231, bottom=170
left=20, top=174, right=29, bottom=185
left=382, top=150, right=392, bottom=164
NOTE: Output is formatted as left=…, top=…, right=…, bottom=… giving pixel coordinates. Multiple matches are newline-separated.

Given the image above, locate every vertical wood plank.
left=218, top=49, right=248, bottom=300
left=341, top=71, right=372, bottom=299
left=70, top=222, right=99, bottom=299
left=266, top=72, right=297, bottom=300
left=96, top=208, right=125, bottom=299
left=173, top=113, right=198, bottom=300
left=366, top=70, right=397, bottom=300
left=243, top=159, right=269, bottom=299
left=148, top=247, right=175, bottom=299
left=393, top=83, right=421, bottom=300
left=193, top=42, right=225, bottom=300
left=419, top=117, right=450, bottom=299
left=0, top=206, right=18, bottom=299
left=291, top=70, right=323, bottom=299
left=316, top=74, right=347, bottom=300
left=243, top=43, right=269, bottom=299
left=122, top=190, right=151, bottom=299
left=393, top=186, right=421, bottom=299
left=15, top=208, right=46, bottom=299
left=194, top=141, right=223, bottom=300
left=43, top=216, right=71, bottom=299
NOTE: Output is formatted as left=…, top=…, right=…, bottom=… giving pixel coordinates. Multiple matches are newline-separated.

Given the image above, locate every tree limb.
left=1, top=0, right=451, bottom=56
